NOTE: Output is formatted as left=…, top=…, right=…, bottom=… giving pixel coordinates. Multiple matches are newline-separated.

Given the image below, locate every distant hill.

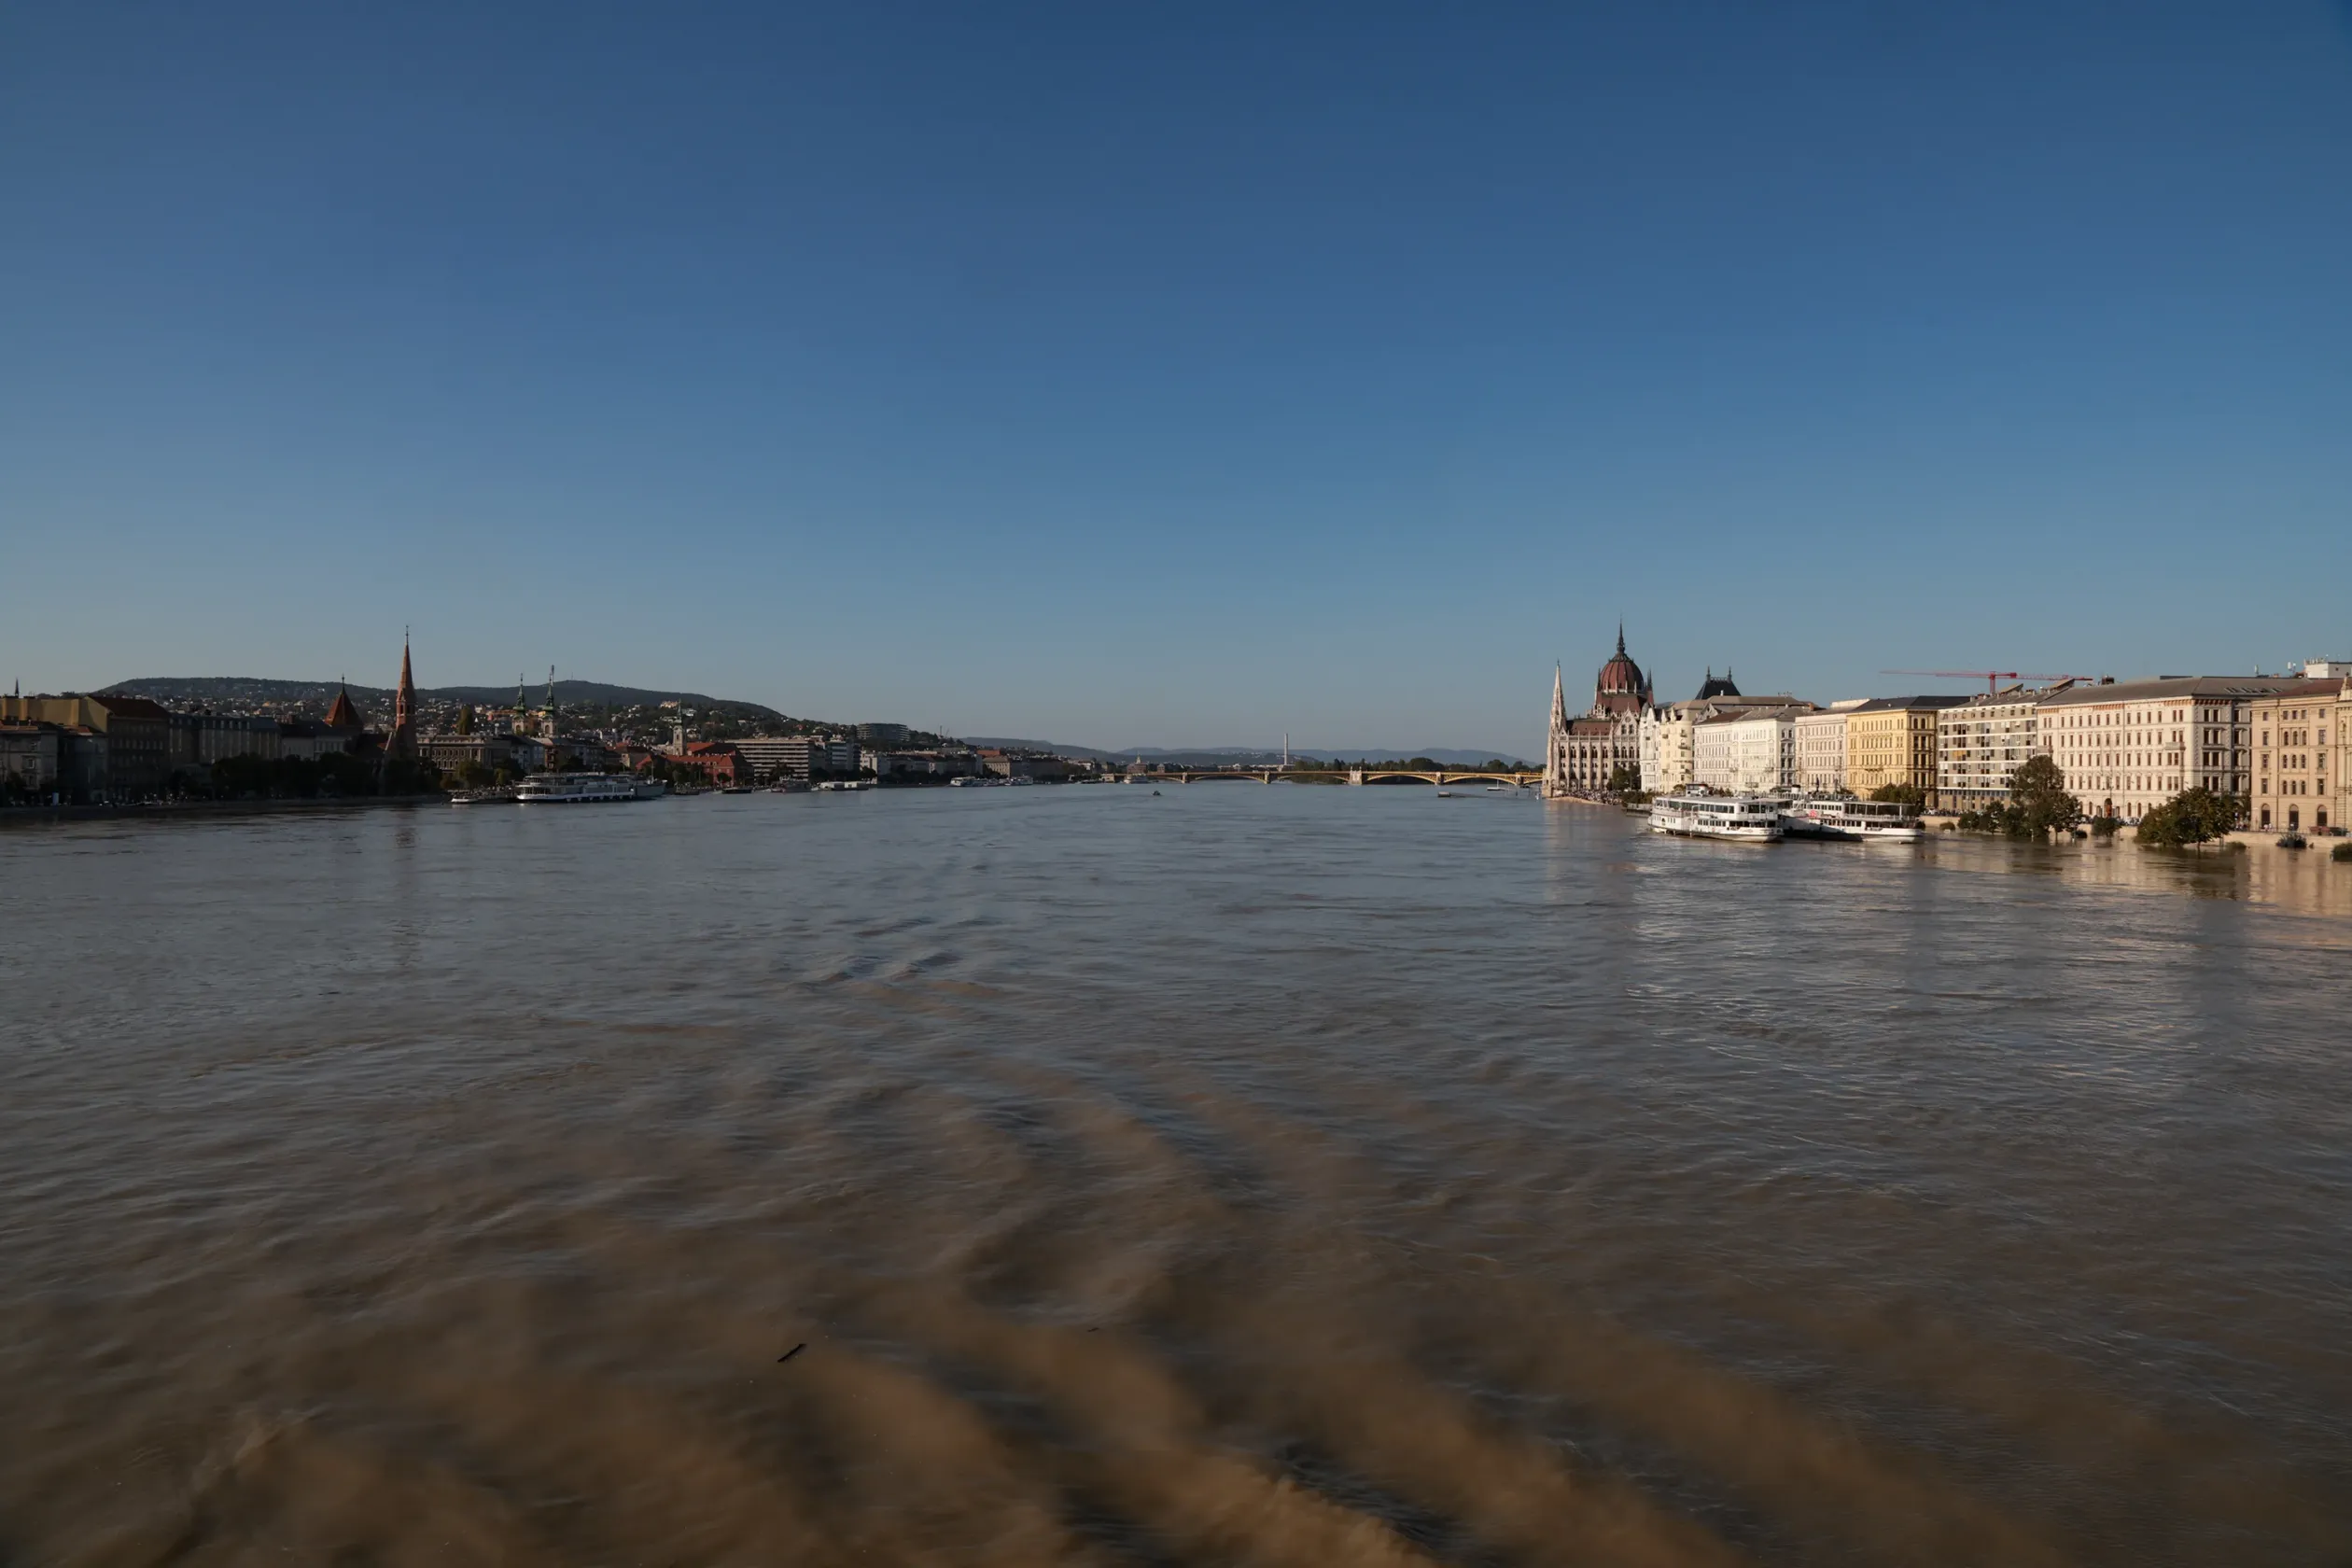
left=102, top=676, right=785, bottom=720
left=967, top=737, right=1533, bottom=767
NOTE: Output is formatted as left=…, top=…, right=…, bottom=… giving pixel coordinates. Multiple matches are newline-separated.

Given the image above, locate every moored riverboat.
left=515, top=773, right=640, bottom=805
left=1648, top=792, right=1783, bottom=841
left=1779, top=797, right=1923, bottom=842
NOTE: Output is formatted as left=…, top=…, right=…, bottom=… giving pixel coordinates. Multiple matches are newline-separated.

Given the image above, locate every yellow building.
left=1845, top=696, right=1967, bottom=799
left=2247, top=678, right=2346, bottom=833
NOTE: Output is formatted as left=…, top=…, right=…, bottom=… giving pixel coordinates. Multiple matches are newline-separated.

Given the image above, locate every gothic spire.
left=385, top=630, right=418, bottom=759
left=1616, top=620, right=1625, bottom=656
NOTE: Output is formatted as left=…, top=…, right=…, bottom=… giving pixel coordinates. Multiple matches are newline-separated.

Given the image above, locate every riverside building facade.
left=1637, top=670, right=1791, bottom=794
left=1693, top=706, right=1813, bottom=795
left=2246, top=679, right=2345, bottom=832
left=2037, top=677, right=2289, bottom=823
left=1793, top=702, right=1864, bottom=794
left=1844, top=696, right=1966, bottom=799
left=0, top=693, right=173, bottom=800
left=729, top=735, right=860, bottom=782
left=1937, top=684, right=2069, bottom=808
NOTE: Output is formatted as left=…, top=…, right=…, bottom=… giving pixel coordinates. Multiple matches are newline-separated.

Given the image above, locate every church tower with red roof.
left=323, top=679, right=360, bottom=731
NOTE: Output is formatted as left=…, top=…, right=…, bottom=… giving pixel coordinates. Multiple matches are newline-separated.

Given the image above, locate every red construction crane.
left=1879, top=669, right=2095, bottom=694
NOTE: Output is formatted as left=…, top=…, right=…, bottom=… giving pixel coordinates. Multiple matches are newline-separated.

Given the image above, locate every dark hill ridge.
left=102, top=676, right=784, bottom=720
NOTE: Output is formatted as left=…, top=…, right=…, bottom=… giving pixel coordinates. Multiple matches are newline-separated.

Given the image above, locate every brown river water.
left=5, top=787, right=2351, bottom=1566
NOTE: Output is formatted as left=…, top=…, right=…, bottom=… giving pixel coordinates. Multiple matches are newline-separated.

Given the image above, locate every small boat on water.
left=515, top=773, right=640, bottom=805
left=1779, top=797, right=1923, bottom=842
left=1649, top=792, right=1783, bottom=841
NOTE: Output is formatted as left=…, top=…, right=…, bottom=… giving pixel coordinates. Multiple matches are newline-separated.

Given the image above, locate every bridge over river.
left=1139, top=768, right=1544, bottom=788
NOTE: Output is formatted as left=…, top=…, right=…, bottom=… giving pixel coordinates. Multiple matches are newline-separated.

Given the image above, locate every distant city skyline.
left=5, top=5, right=2348, bottom=756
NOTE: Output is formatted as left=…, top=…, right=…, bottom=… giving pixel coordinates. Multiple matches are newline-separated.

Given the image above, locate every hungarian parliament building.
left=1544, top=626, right=1653, bottom=796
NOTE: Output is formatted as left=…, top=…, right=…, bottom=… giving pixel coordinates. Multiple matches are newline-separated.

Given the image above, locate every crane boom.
left=1879, top=669, right=2094, bottom=693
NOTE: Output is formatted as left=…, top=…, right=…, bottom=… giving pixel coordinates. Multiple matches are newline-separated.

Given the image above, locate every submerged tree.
left=2136, top=786, right=2241, bottom=849
left=1953, top=756, right=2084, bottom=840
left=2005, top=755, right=2084, bottom=839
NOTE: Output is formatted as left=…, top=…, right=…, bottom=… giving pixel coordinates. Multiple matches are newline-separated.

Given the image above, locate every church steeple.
left=323, top=676, right=359, bottom=731
left=385, top=630, right=417, bottom=759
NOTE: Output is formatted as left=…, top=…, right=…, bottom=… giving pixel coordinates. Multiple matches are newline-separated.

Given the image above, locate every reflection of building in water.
left=1545, top=627, right=1650, bottom=796
left=2010, top=832, right=2352, bottom=919
left=2247, top=678, right=2348, bottom=833
left=2038, top=676, right=2290, bottom=823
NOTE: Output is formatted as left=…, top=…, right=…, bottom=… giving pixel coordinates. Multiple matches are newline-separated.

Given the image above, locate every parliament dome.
left=1589, top=625, right=1650, bottom=716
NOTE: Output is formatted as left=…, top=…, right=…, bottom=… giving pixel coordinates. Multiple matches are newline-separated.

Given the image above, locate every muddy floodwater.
left=5, top=788, right=2350, bottom=1566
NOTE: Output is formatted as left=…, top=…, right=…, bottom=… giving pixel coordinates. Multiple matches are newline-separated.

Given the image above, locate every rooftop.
left=2036, top=676, right=2301, bottom=707
left=1849, top=695, right=1970, bottom=713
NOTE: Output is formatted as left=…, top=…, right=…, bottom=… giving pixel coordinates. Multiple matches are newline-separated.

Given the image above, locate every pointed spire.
left=324, top=676, right=360, bottom=731
left=385, top=631, right=418, bottom=759
left=1617, top=621, right=1625, bottom=656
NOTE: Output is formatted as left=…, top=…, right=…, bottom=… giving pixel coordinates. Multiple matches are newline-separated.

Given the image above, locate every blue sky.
left=4, top=4, right=2348, bottom=753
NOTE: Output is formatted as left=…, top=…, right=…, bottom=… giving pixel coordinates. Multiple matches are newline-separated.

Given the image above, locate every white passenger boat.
left=1648, top=792, right=1784, bottom=841
left=1779, top=797, right=1923, bottom=842
left=515, top=772, right=639, bottom=805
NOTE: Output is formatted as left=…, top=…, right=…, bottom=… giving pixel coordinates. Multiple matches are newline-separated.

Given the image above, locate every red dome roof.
left=1597, top=651, right=1645, bottom=695
left=1593, top=625, right=1647, bottom=700
left=1583, top=626, right=1649, bottom=717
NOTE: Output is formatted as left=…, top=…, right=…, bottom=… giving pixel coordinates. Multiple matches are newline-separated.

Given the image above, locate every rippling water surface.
left=6, top=788, right=2351, bottom=1565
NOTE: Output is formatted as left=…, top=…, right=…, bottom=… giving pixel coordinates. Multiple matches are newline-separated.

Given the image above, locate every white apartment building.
left=1637, top=707, right=1675, bottom=793
left=1642, top=694, right=1801, bottom=792
left=2037, top=677, right=2290, bottom=822
left=1794, top=702, right=1863, bottom=793
left=1693, top=707, right=1808, bottom=794
left=1938, top=685, right=2065, bottom=807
